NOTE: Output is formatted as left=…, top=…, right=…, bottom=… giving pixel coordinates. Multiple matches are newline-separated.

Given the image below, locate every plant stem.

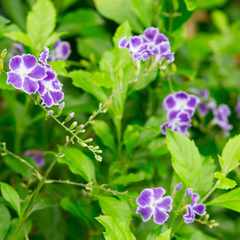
left=201, top=182, right=218, bottom=203
left=9, top=156, right=58, bottom=239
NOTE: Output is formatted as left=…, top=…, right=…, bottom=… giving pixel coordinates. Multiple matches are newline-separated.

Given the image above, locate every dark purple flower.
left=51, top=41, right=71, bottom=61
left=212, top=104, right=232, bottom=134
left=161, top=91, right=199, bottom=135
left=119, top=27, right=174, bottom=64
left=136, top=187, right=173, bottom=225
left=183, top=188, right=206, bottom=224
left=24, top=150, right=45, bottom=167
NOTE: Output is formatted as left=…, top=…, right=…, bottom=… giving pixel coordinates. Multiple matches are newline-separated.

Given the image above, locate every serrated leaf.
left=208, top=188, right=240, bottom=212
left=0, top=183, right=21, bottom=215
left=220, top=134, right=240, bottom=175
left=166, top=131, right=214, bottom=194
left=92, top=120, right=115, bottom=151
left=27, top=0, right=56, bottom=51
left=59, top=147, right=96, bottom=182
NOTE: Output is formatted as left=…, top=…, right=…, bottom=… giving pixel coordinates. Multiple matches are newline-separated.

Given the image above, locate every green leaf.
left=215, top=172, right=237, bottom=190
left=4, top=31, right=32, bottom=47
left=123, top=125, right=141, bottom=153
left=112, top=172, right=145, bottom=186
left=27, top=0, right=56, bottom=51
left=0, top=183, right=21, bottom=215
left=166, top=131, right=214, bottom=193
left=70, top=70, right=107, bottom=102
left=113, top=21, right=131, bottom=47
left=98, top=196, right=132, bottom=225
left=157, top=229, right=171, bottom=240
left=50, top=61, right=68, bottom=77
left=131, top=0, right=153, bottom=27
left=94, top=0, right=142, bottom=32
left=92, top=120, right=116, bottom=151
left=58, top=8, right=104, bottom=35
left=208, top=188, right=240, bottom=212
left=0, top=204, right=11, bottom=239
left=96, top=215, right=136, bottom=240
left=212, top=10, right=229, bottom=33
left=58, top=147, right=96, bottom=182
left=184, top=0, right=196, bottom=10
left=220, top=134, right=240, bottom=175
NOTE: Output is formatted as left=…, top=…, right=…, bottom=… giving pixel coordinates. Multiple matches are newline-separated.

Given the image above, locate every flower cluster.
left=136, top=186, right=206, bottom=226
left=50, top=40, right=71, bottom=61
left=183, top=189, right=206, bottom=224
left=193, top=89, right=232, bottom=135
left=136, top=187, right=173, bottom=225
left=7, top=48, right=64, bottom=107
left=212, top=104, right=232, bottom=134
left=119, top=27, right=174, bottom=63
left=161, top=91, right=199, bottom=135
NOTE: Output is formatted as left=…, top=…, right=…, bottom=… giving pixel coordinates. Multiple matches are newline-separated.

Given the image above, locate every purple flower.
left=183, top=189, right=206, bottom=224
left=24, top=150, right=45, bottom=167
left=37, top=48, right=64, bottom=107
left=51, top=41, right=71, bottom=61
left=7, top=54, right=46, bottom=94
left=161, top=91, right=199, bottom=135
left=119, top=27, right=174, bottom=63
left=7, top=48, right=64, bottom=108
left=212, top=104, right=232, bottom=134
left=136, top=187, right=173, bottom=225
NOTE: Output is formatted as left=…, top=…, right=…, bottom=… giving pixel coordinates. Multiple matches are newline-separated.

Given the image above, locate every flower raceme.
left=7, top=48, right=64, bottom=108
left=161, top=91, right=200, bottom=135
left=183, top=189, right=206, bottom=224
left=119, top=27, right=174, bottom=64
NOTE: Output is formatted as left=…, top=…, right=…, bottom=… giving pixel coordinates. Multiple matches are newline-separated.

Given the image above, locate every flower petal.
left=193, top=204, right=206, bottom=216
left=136, top=206, right=153, bottom=222
left=23, top=77, right=39, bottom=94
left=7, top=72, right=22, bottom=89
left=183, top=205, right=195, bottom=224
left=157, top=196, right=173, bottom=212
left=153, top=208, right=169, bottom=225
left=153, top=187, right=165, bottom=200
left=50, top=91, right=64, bottom=104
left=143, top=27, right=158, bottom=41
left=9, top=55, right=22, bottom=71
left=41, top=92, right=53, bottom=107
left=28, top=64, right=46, bottom=79
left=136, top=188, right=153, bottom=207
left=22, top=54, right=37, bottom=69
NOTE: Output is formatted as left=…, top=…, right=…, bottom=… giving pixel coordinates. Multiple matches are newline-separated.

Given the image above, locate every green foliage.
left=219, top=134, right=240, bottom=175
left=27, top=0, right=56, bottom=51
left=0, top=204, right=11, bottom=239
left=0, top=182, right=21, bottom=215
left=208, top=188, right=240, bottom=212
left=166, top=131, right=214, bottom=193
left=58, top=147, right=96, bottom=182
